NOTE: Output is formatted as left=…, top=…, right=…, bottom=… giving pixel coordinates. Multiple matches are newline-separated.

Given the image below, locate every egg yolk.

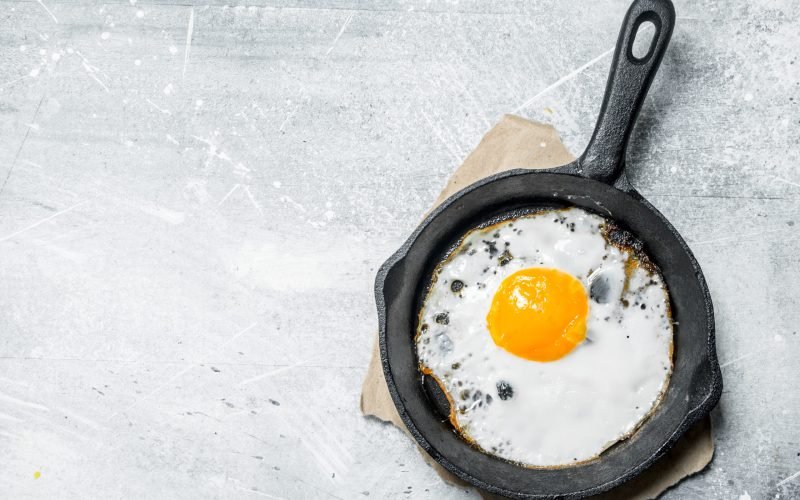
left=487, top=268, right=588, bottom=362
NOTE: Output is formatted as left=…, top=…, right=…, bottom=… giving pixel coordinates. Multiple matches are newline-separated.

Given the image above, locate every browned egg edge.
left=414, top=207, right=675, bottom=469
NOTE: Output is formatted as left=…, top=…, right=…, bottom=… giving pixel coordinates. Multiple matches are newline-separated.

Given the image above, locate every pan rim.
left=375, top=166, right=722, bottom=499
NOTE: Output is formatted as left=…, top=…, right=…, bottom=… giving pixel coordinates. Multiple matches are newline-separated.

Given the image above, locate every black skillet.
left=375, top=0, right=722, bottom=498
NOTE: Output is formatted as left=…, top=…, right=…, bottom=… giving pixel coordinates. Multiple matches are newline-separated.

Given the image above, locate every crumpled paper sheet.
left=361, top=114, right=714, bottom=499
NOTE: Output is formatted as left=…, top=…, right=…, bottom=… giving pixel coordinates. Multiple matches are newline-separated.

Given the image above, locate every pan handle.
left=577, top=0, right=675, bottom=184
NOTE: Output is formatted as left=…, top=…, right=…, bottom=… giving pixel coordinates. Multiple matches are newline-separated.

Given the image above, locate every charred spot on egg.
left=483, top=240, right=499, bottom=256
left=498, top=250, right=513, bottom=266
left=496, top=381, right=514, bottom=400
left=415, top=207, right=673, bottom=467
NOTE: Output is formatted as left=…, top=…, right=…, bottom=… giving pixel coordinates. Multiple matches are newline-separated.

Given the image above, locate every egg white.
left=416, top=207, right=673, bottom=467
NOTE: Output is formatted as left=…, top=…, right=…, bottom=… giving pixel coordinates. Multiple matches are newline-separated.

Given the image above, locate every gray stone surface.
left=0, top=1, right=798, bottom=498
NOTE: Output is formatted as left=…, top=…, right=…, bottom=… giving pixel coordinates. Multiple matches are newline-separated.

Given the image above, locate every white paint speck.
left=34, top=0, right=58, bottom=24
left=129, top=0, right=138, bottom=5
left=195, top=99, right=203, bottom=107
left=739, top=492, right=751, bottom=500
left=280, top=196, right=306, bottom=213
left=134, top=59, right=142, bottom=66
left=124, top=139, right=134, bottom=147
left=670, top=166, right=678, bottom=173
left=744, top=92, right=753, bottom=101
left=19, top=45, right=27, bottom=52
left=183, top=7, right=194, bottom=79
left=101, top=32, right=111, bottom=40
left=227, top=242, right=353, bottom=291
left=146, top=98, right=172, bottom=115
left=539, top=142, right=547, bottom=148
left=29, top=67, right=40, bottom=77
left=324, top=210, right=335, bottom=220
left=136, top=9, right=144, bottom=18
left=39, top=48, right=47, bottom=55
left=66, top=47, right=74, bottom=54
left=51, top=52, right=61, bottom=61
left=185, top=178, right=209, bottom=203
left=781, top=118, right=789, bottom=127
left=272, top=181, right=282, bottom=188
left=775, top=334, right=784, bottom=342
left=163, top=83, right=174, bottom=95
left=137, top=204, right=185, bottom=225
left=169, top=45, right=178, bottom=54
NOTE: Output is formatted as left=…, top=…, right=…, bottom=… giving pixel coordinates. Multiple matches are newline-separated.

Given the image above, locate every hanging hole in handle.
left=629, top=14, right=660, bottom=63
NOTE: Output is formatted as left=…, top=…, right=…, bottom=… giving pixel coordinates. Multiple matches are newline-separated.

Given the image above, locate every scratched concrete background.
left=0, top=0, right=798, bottom=498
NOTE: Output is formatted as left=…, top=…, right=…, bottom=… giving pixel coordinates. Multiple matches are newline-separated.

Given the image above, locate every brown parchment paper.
left=361, top=114, right=714, bottom=499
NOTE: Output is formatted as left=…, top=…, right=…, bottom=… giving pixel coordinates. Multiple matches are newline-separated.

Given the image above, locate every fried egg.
left=416, top=207, right=673, bottom=467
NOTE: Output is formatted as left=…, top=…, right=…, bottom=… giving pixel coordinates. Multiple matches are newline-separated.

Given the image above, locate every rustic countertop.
left=1, top=1, right=798, bottom=498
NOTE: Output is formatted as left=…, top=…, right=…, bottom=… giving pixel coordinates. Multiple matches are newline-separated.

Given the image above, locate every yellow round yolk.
left=487, top=268, right=588, bottom=362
